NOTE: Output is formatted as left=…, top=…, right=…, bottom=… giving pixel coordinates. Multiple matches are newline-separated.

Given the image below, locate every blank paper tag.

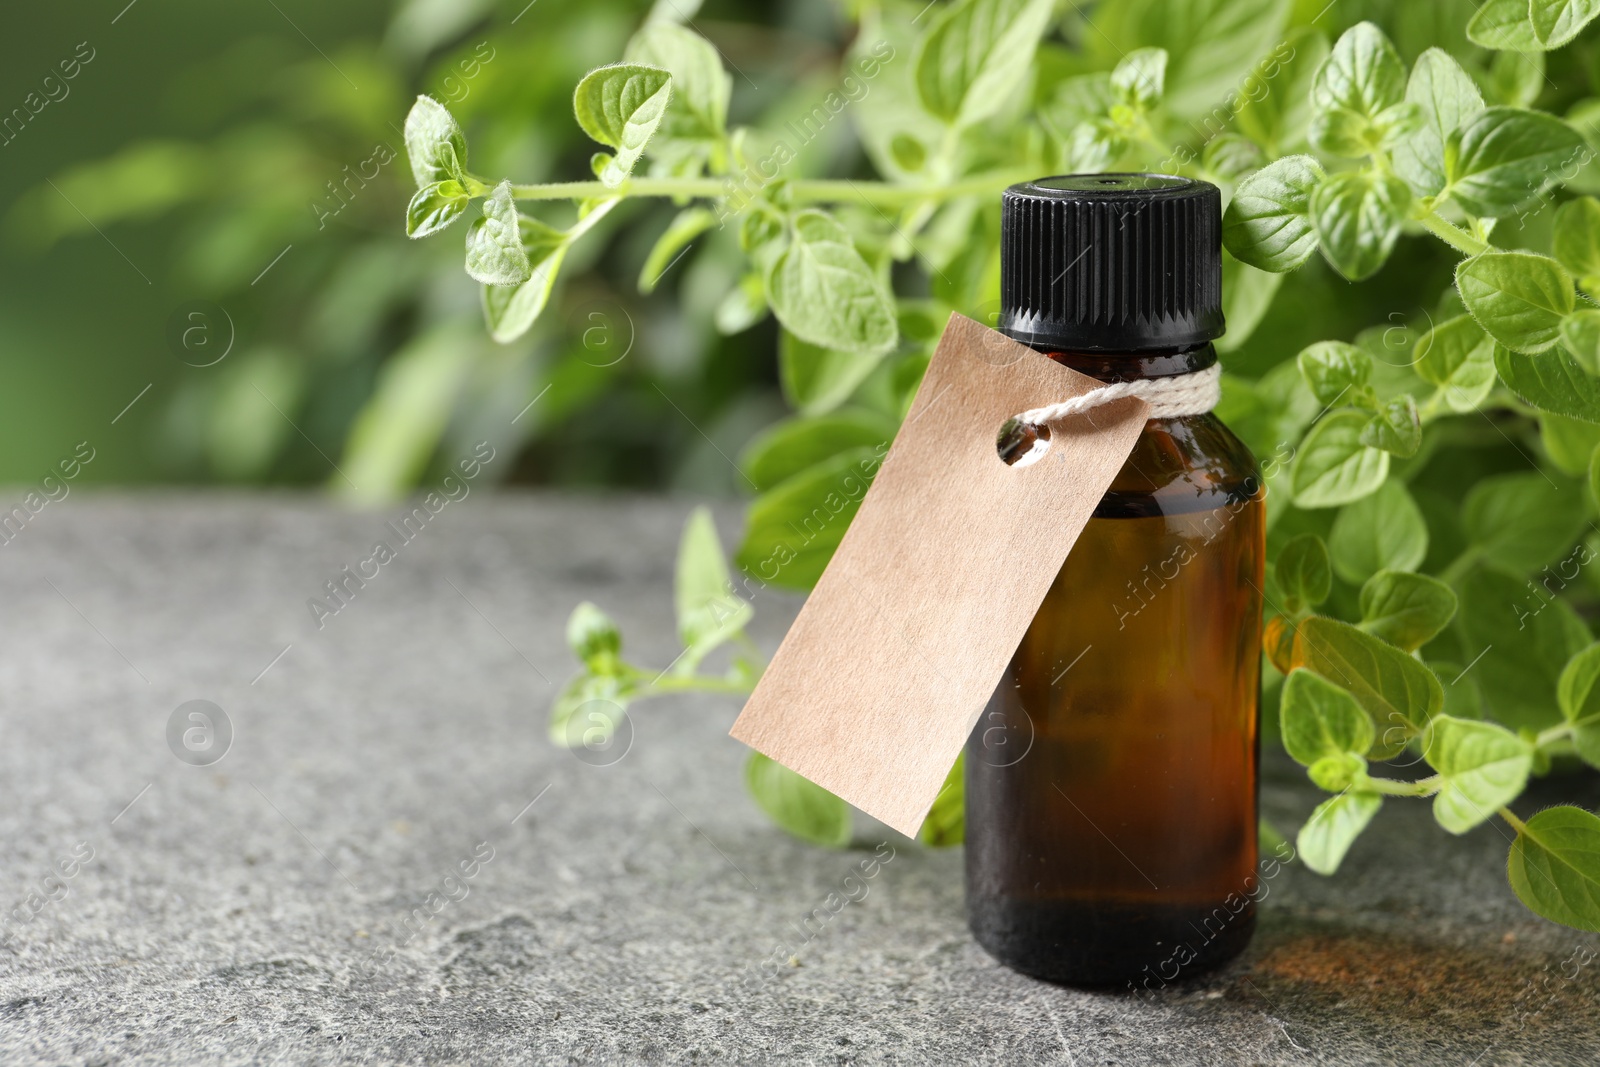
left=730, top=314, right=1149, bottom=836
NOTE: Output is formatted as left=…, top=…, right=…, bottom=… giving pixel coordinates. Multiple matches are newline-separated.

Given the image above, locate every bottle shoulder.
left=1098, top=413, right=1262, bottom=518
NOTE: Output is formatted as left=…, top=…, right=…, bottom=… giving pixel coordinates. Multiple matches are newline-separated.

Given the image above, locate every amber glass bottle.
left=966, top=175, right=1265, bottom=988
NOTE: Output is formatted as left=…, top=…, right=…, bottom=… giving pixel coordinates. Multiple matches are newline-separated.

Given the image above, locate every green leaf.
left=1216, top=252, right=1283, bottom=353
left=715, top=273, right=768, bottom=336
left=1275, top=533, right=1332, bottom=613
left=1393, top=48, right=1485, bottom=198
left=1222, top=155, right=1325, bottom=272
left=1329, top=478, right=1428, bottom=585
left=1541, top=413, right=1600, bottom=474
left=767, top=211, right=897, bottom=356
left=1458, top=564, right=1591, bottom=731
left=1594, top=439, right=1600, bottom=505
left=1425, top=716, right=1533, bottom=833
left=1531, top=0, right=1600, bottom=49
left=779, top=332, right=890, bottom=416
left=1310, top=21, right=1405, bottom=117
left=1553, top=198, right=1600, bottom=281
left=1111, top=47, right=1167, bottom=110
left=1359, top=571, right=1458, bottom=653
left=480, top=218, right=568, bottom=344
left=1443, top=108, right=1589, bottom=218
left=1310, top=171, right=1409, bottom=281
left=624, top=22, right=730, bottom=142
left=745, top=752, right=852, bottom=848
left=674, top=506, right=752, bottom=662
left=1415, top=315, right=1498, bottom=412
left=572, top=63, right=673, bottom=187
left=1496, top=345, right=1600, bottom=422
left=1488, top=50, right=1547, bottom=108
left=1465, top=472, right=1588, bottom=574
left=639, top=207, right=715, bottom=295
left=549, top=672, right=632, bottom=748
left=1507, top=806, right=1600, bottom=933
left=405, top=180, right=469, bottom=239
left=1236, top=27, right=1328, bottom=154
left=1202, top=133, right=1266, bottom=186
left=1297, top=791, right=1382, bottom=875
left=566, top=601, right=621, bottom=672
left=914, top=0, right=1056, bottom=128
left=1097, top=0, right=1290, bottom=122
left=464, top=181, right=532, bottom=287
left=1297, top=340, right=1372, bottom=406
left=735, top=446, right=882, bottom=591
left=1468, top=0, right=1542, bottom=51
left=1559, top=644, right=1600, bottom=768
left=918, top=754, right=965, bottom=847
left=1308, top=752, right=1365, bottom=792
left=1296, top=615, right=1444, bottom=746
left=403, top=95, right=468, bottom=188
left=1292, top=410, right=1391, bottom=508
left=1359, top=395, right=1422, bottom=458
left=1457, top=253, right=1575, bottom=355
left=740, top=410, right=896, bottom=492
left=1281, top=669, right=1375, bottom=765
left=1559, top=310, right=1600, bottom=376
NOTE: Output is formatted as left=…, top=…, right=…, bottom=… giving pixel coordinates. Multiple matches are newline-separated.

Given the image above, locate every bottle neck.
left=1014, top=341, right=1217, bottom=385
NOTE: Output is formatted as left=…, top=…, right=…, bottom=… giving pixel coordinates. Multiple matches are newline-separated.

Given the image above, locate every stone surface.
left=0, top=493, right=1596, bottom=1066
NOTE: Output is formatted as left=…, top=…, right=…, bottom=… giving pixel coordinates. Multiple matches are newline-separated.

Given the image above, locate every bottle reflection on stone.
left=965, top=175, right=1265, bottom=988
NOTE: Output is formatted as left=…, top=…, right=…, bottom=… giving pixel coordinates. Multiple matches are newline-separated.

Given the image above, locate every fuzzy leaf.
left=1295, top=615, right=1443, bottom=747
left=404, top=95, right=468, bottom=188
left=1443, top=108, right=1589, bottom=217
left=1457, top=252, right=1574, bottom=355
left=1495, top=345, right=1600, bottom=422
left=1222, top=155, right=1325, bottom=271
left=1394, top=48, right=1485, bottom=197
left=1425, top=716, right=1533, bottom=833
left=767, top=211, right=897, bottom=356
left=624, top=22, right=730, bottom=142
left=1311, top=171, right=1409, bottom=281
left=1281, top=669, right=1375, bottom=765
left=1298, top=791, right=1382, bottom=875
left=1530, top=0, right=1600, bottom=49
left=1359, top=571, right=1458, bottom=652
left=406, top=180, right=469, bottom=238
left=1291, top=409, right=1390, bottom=508
left=1508, top=807, right=1600, bottom=933
left=573, top=64, right=673, bottom=186
left=1415, top=314, right=1498, bottom=411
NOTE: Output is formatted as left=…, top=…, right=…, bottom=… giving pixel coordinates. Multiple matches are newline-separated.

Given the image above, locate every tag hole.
left=997, top=418, right=1050, bottom=467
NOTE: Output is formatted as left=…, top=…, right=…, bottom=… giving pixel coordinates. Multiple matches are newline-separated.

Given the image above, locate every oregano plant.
left=401, top=1, right=1600, bottom=933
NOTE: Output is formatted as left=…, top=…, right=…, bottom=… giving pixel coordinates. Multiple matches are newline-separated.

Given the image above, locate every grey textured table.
left=1, top=494, right=1597, bottom=1066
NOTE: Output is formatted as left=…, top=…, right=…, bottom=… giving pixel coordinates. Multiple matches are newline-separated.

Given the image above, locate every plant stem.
left=1537, top=722, right=1575, bottom=748
left=1499, top=807, right=1528, bottom=834
left=1418, top=209, right=1489, bottom=257
left=1359, top=773, right=1440, bottom=797
left=508, top=169, right=1037, bottom=208
left=643, top=674, right=755, bottom=697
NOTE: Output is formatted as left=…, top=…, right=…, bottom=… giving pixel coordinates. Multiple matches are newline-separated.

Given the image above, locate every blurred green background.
left=0, top=0, right=1500, bottom=497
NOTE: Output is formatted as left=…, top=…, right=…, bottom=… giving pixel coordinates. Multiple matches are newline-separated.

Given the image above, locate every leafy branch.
left=400, top=1, right=1600, bottom=932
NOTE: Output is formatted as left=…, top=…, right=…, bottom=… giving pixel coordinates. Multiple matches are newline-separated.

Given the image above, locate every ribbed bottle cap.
left=1000, top=174, right=1224, bottom=353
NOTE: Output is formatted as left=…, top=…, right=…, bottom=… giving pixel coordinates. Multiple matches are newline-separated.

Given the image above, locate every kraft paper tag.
left=730, top=313, right=1149, bottom=836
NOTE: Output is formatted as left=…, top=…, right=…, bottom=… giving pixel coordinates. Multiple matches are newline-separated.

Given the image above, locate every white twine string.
left=1013, top=362, right=1222, bottom=426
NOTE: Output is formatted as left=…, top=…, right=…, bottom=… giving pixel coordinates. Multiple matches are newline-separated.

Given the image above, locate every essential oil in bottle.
left=966, top=175, right=1265, bottom=988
